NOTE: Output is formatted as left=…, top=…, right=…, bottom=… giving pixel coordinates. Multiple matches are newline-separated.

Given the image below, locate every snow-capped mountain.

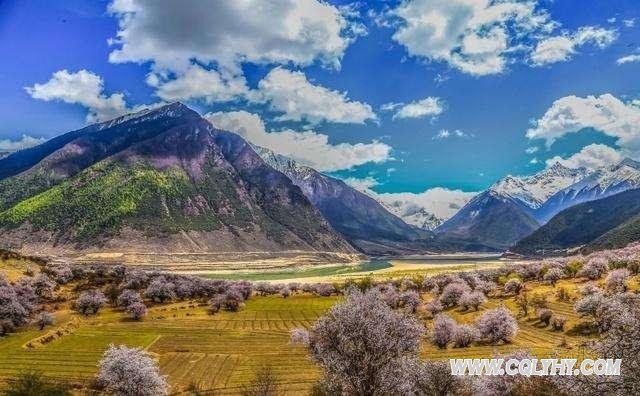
left=489, top=162, right=589, bottom=211
left=536, top=158, right=640, bottom=223
left=253, top=145, right=435, bottom=255
left=381, top=202, right=444, bottom=230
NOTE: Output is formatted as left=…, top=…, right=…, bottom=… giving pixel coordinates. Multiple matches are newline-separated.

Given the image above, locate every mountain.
left=435, top=163, right=586, bottom=251
left=380, top=200, right=444, bottom=230
left=535, top=158, right=640, bottom=223
left=0, top=103, right=355, bottom=255
left=511, top=188, right=640, bottom=256
left=254, top=146, right=433, bottom=255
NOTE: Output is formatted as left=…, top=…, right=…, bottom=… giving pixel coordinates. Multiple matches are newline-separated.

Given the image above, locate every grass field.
left=0, top=281, right=595, bottom=395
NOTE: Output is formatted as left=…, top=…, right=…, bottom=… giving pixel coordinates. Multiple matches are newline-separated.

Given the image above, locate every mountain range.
left=2, top=102, right=640, bottom=258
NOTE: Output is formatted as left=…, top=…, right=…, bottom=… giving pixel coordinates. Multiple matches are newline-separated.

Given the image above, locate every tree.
left=117, top=289, right=142, bottom=308
left=398, top=290, right=421, bottom=313
left=504, top=279, right=523, bottom=295
left=579, top=257, right=608, bottom=280
left=290, top=289, right=424, bottom=394
left=543, top=268, right=563, bottom=285
left=75, top=289, right=107, bottom=316
left=475, top=306, right=518, bottom=344
left=459, top=291, right=486, bottom=311
left=240, top=366, right=279, bottom=396
left=35, top=311, right=54, bottom=330
left=439, top=282, right=471, bottom=307
left=425, top=298, right=444, bottom=317
left=605, top=268, right=631, bottom=293
left=126, top=302, right=147, bottom=321
left=452, top=324, right=479, bottom=348
left=221, top=288, right=244, bottom=311
left=279, top=286, right=291, bottom=298
left=574, top=293, right=605, bottom=319
left=0, top=284, right=30, bottom=333
left=144, top=277, right=176, bottom=303
left=31, top=274, right=55, bottom=299
left=431, top=314, right=456, bottom=349
left=537, top=308, right=553, bottom=326
left=97, top=344, right=168, bottom=396
left=2, top=370, right=70, bottom=396
left=551, top=315, right=567, bottom=331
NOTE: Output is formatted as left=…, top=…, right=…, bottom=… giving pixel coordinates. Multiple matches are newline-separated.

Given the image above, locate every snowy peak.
left=489, top=163, right=589, bottom=209
left=381, top=201, right=444, bottom=230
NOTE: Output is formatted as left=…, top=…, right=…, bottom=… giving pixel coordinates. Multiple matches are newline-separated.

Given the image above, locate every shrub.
left=425, top=299, right=443, bottom=317
left=97, top=344, right=168, bottom=395
left=2, top=370, right=70, bottom=395
left=398, top=290, right=421, bottom=313
left=556, top=287, right=571, bottom=302
left=475, top=306, right=518, bottom=344
left=431, top=314, right=456, bottom=349
left=452, top=324, right=479, bottom=348
left=75, top=289, right=107, bottom=316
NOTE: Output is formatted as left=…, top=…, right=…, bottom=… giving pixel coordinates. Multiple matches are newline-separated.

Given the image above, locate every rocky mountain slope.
left=254, top=146, right=434, bottom=255
left=0, top=103, right=355, bottom=255
left=511, top=188, right=640, bottom=256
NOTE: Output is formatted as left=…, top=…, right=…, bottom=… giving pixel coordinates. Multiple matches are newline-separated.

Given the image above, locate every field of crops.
left=0, top=279, right=593, bottom=395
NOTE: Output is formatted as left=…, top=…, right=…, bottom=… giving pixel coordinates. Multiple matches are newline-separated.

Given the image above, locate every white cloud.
left=343, top=176, right=379, bottom=193
left=433, top=129, right=466, bottom=140
left=148, top=64, right=248, bottom=103
left=545, top=143, right=623, bottom=170
left=531, top=26, right=617, bottom=66
left=376, top=187, right=477, bottom=221
left=624, top=18, right=636, bottom=28
left=205, top=110, right=390, bottom=171
left=527, top=94, right=640, bottom=156
left=254, top=67, right=376, bottom=124
left=525, top=146, right=539, bottom=154
left=0, top=134, right=47, bottom=153
left=25, top=69, right=128, bottom=123
left=107, top=0, right=357, bottom=72
left=607, top=17, right=617, bottom=24
left=390, top=0, right=554, bottom=76
left=383, top=97, right=444, bottom=120
left=617, top=54, right=640, bottom=65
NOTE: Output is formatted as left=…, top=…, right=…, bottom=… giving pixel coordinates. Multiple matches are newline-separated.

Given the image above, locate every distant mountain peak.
left=96, top=102, right=198, bottom=131
left=614, top=157, right=640, bottom=171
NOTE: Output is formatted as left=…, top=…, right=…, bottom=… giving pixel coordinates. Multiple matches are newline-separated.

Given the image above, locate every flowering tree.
left=117, top=289, right=142, bottom=308
left=459, top=291, right=486, bottom=311
left=475, top=306, right=518, bottom=344
left=126, top=302, right=147, bottom=320
left=144, top=277, right=176, bottom=303
left=574, top=293, right=605, bottom=319
left=431, top=314, right=456, bottom=349
left=425, top=298, right=444, bottom=317
left=543, top=268, right=563, bottom=285
left=75, top=289, right=107, bottom=316
left=35, top=311, right=54, bottom=330
left=452, top=324, right=479, bottom=348
left=537, top=308, right=553, bottom=326
left=398, top=290, right=421, bottom=313
left=579, top=257, right=608, bottom=280
left=32, top=274, right=56, bottom=299
left=0, top=283, right=29, bottom=333
left=97, top=344, right=168, bottom=395
left=503, top=279, right=523, bottom=295
left=605, top=268, right=631, bottom=293
left=290, top=289, right=424, bottom=394
left=439, top=282, right=471, bottom=307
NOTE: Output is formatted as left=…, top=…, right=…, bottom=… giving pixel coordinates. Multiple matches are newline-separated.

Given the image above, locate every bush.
left=126, top=302, right=147, bottom=321
left=475, top=306, right=518, bottom=344
left=579, top=257, right=608, bottom=280
left=459, top=291, right=486, bottom=311
left=543, top=268, right=563, bottom=285
left=439, top=282, right=471, bottom=307
left=605, top=268, right=631, bottom=293
left=431, top=314, right=456, bottom=349
left=556, top=287, right=571, bottom=302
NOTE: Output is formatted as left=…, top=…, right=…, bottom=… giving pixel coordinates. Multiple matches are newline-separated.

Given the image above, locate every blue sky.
left=1, top=0, right=639, bottom=202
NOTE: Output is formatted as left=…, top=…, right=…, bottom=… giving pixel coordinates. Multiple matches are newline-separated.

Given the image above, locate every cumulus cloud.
left=254, top=67, right=376, bottom=124
left=531, top=26, right=618, bottom=66
left=545, top=143, right=623, bottom=170
left=25, top=69, right=129, bottom=123
left=107, top=0, right=357, bottom=72
left=205, top=110, right=390, bottom=172
left=624, top=18, right=636, bottom=28
left=527, top=94, right=640, bottom=156
left=617, top=54, right=640, bottom=65
left=343, top=176, right=380, bottom=193
left=0, top=134, right=47, bottom=153
left=433, top=129, right=467, bottom=140
left=389, top=0, right=555, bottom=76
left=376, top=187, right=477, bottom=221
left=382, top=97, right=444, bottom=120
left=148, top=65, right=248, bottom=103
